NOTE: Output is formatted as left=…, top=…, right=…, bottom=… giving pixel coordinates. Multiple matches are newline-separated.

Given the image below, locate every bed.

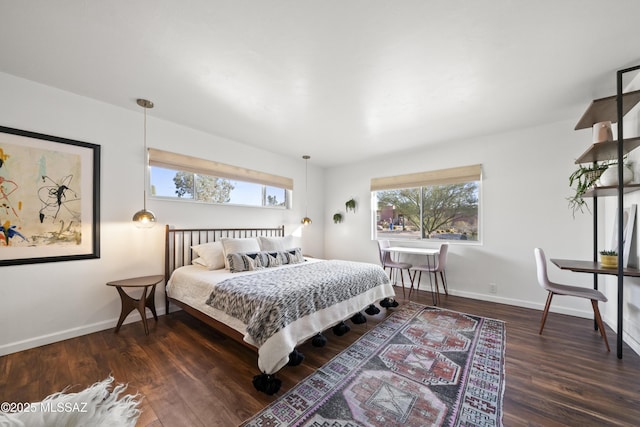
left=164, top=225, right=397, bottom=394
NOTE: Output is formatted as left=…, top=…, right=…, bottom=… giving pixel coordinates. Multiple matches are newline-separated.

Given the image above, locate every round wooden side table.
left=106, top=275, right=164, bottom=335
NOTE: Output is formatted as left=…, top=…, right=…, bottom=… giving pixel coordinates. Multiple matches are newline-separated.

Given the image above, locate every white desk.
left=382, top=246, right=440, bottom=303
left=383, top=247, right=439, bottom=257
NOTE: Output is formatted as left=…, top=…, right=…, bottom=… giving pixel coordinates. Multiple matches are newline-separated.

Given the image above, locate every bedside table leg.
left=146, top=284, right=158, bottom=321
left=114, top=286, right=137, bottom=333
left=138, top=286, right=150, bottom=335
left=114, top=285, right=154, bottom=335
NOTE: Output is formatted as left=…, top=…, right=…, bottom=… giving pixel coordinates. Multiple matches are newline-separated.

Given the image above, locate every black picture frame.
left=0, top=126, right=100, bottom=266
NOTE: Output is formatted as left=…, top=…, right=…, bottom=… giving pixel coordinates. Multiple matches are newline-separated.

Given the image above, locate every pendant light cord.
left=142, top=105, right=148, bottom=211
left=301, top=155, right=311, bottom=225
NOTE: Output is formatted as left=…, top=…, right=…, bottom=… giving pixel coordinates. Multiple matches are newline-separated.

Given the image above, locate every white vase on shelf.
left=598, top=164, right=633, bottom=187
left=592, top=121, right=613, bottom=143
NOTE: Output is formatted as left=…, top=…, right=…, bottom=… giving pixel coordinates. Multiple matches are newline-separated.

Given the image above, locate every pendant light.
left=132, top=98, right=156, bottom=228
left=301, top=155, right=312, bottom=225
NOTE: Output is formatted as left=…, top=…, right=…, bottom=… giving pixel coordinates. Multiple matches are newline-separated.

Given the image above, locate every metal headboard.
left=164, top=224, right=285, bottom=311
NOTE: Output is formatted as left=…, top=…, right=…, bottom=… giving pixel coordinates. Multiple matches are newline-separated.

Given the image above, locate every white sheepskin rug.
left=0, top=375, right=141, bottom=427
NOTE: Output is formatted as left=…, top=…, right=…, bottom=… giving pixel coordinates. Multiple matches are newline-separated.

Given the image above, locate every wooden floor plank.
left=1, top=291, right=639, bottom=426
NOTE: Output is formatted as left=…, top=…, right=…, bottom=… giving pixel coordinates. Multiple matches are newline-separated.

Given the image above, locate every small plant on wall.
left=345, top=198, right=357, bottom=213
left=333, top=212, right=343, bottom=224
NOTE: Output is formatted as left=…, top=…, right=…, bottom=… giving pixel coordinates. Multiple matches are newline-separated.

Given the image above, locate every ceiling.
left=1, top=1, right=640, bottom=167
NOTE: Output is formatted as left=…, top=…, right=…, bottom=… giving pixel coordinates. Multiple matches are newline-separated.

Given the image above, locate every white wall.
left=323, top=117, right=640, bottom=355
left=0, top=72, right=325, bottom=355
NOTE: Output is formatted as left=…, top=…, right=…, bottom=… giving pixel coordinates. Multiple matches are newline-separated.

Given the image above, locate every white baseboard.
left=450, top=289, right=640, bottom=357
left=623, top=330, right=640, bottom=356
left=449, top=289, right=594, bottom=318
left=0, top=306, right=168, bottom=357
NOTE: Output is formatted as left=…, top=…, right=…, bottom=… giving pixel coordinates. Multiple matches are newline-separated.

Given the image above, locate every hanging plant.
left=333, top=212, right=343, bottom=224
left=345, top=198, right=357, bottom=213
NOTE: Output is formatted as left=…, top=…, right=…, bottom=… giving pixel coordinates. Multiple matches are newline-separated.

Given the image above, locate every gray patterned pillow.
left=227, top=248, right=304, bottom=273
left=285, top=247, right=305, bottom=264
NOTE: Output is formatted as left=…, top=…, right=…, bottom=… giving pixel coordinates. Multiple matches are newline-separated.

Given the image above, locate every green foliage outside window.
left=150, top=166, right=288, bottom=208
left=173, top=171, right=234, bottom=203
left=376, top=182, right=479, bottom=241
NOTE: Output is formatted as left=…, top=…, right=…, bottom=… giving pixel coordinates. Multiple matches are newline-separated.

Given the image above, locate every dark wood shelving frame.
left=572, top=65, right=640, bottom=359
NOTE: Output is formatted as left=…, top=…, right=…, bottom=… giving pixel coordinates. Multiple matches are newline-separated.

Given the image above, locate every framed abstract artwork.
left=0, top=126, right=100, bottom=266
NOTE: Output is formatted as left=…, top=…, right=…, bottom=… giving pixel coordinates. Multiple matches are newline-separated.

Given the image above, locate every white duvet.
left=167, top=259, right=395, bottom=374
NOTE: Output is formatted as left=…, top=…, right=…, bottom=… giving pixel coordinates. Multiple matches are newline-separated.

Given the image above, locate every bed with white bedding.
left=164, top=225, right=396, bottom=394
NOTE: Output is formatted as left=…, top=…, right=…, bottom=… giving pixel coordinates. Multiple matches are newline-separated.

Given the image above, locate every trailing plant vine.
left=567, top=162, right=610, bottom=217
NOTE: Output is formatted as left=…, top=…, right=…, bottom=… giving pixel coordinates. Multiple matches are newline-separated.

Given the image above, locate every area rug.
left=242, top=302, right=505, bottom=427
left=0, top=375, right=141, bottom=427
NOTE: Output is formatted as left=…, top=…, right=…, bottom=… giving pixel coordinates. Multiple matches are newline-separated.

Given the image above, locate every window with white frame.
left=148, top=148, right=292, bottom=208
left=371, top=164, right=481, bottom=242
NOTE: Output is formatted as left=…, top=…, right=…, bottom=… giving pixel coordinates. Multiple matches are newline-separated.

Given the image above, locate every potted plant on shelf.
left=567, top=157, right=633, bottom=217
left=567, top=162, right=610, bottom=217
left=333, top=212, right=343, bottom=224
left=599, top=250, right=618, bottom=268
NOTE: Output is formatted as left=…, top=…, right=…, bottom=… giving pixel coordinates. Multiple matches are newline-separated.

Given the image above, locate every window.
left=148, top=149, right=291, bottom=208
left=371, top=164, right=481, bottom=242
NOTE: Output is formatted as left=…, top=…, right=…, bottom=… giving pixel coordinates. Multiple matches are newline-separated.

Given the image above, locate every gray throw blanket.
left=205, top=260, right=390, bottom=347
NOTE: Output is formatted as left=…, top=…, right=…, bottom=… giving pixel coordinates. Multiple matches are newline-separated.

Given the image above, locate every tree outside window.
left=150, top=166, right=289, bottom=208
left=374, top=181, right=479, bottom=241
left=173, top=171, right=234, bottom=203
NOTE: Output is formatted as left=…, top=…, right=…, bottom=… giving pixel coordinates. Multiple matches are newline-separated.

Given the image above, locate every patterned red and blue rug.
left=242, top=302, right=505, bottom=427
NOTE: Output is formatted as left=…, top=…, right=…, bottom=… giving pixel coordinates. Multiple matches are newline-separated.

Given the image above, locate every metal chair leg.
left=440, top=270, right=448, bottom=295
left=388, top=267, right=405, bottom=299
left=432, top=271, right=441, bottom=305
left=409, top=270, right=419, bottom=300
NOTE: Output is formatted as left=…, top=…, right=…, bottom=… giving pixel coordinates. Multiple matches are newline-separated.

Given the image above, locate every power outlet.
left=489, top=283, right=498, bottom=294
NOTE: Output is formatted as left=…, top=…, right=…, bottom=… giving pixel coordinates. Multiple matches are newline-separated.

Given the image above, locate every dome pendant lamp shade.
left=132, top=98, right=156, bottom=228
left=301, top=155, right=312, bottom=225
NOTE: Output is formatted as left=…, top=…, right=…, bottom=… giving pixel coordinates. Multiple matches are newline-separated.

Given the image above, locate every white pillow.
left=258, top=235, right=294, bottom=251
left=191, top=241, right=225, bottom=270
left=192, top=257, right=207, bottom=267
left=221, top=237, right=261, bottom=269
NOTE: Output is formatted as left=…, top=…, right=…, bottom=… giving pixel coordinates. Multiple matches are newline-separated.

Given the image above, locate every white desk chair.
left=377, top=240, right=412, bottom=298
left=409, top=242, right=448, bottom=304
left=534, top=248, right=610, bottom=351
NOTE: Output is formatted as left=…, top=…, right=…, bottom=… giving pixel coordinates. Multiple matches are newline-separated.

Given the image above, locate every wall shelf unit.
left=571, top=66, right=640, bottom=359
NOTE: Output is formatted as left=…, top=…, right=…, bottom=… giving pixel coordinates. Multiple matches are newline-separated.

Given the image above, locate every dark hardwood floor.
left=1, top=290, right=639, bottom=426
